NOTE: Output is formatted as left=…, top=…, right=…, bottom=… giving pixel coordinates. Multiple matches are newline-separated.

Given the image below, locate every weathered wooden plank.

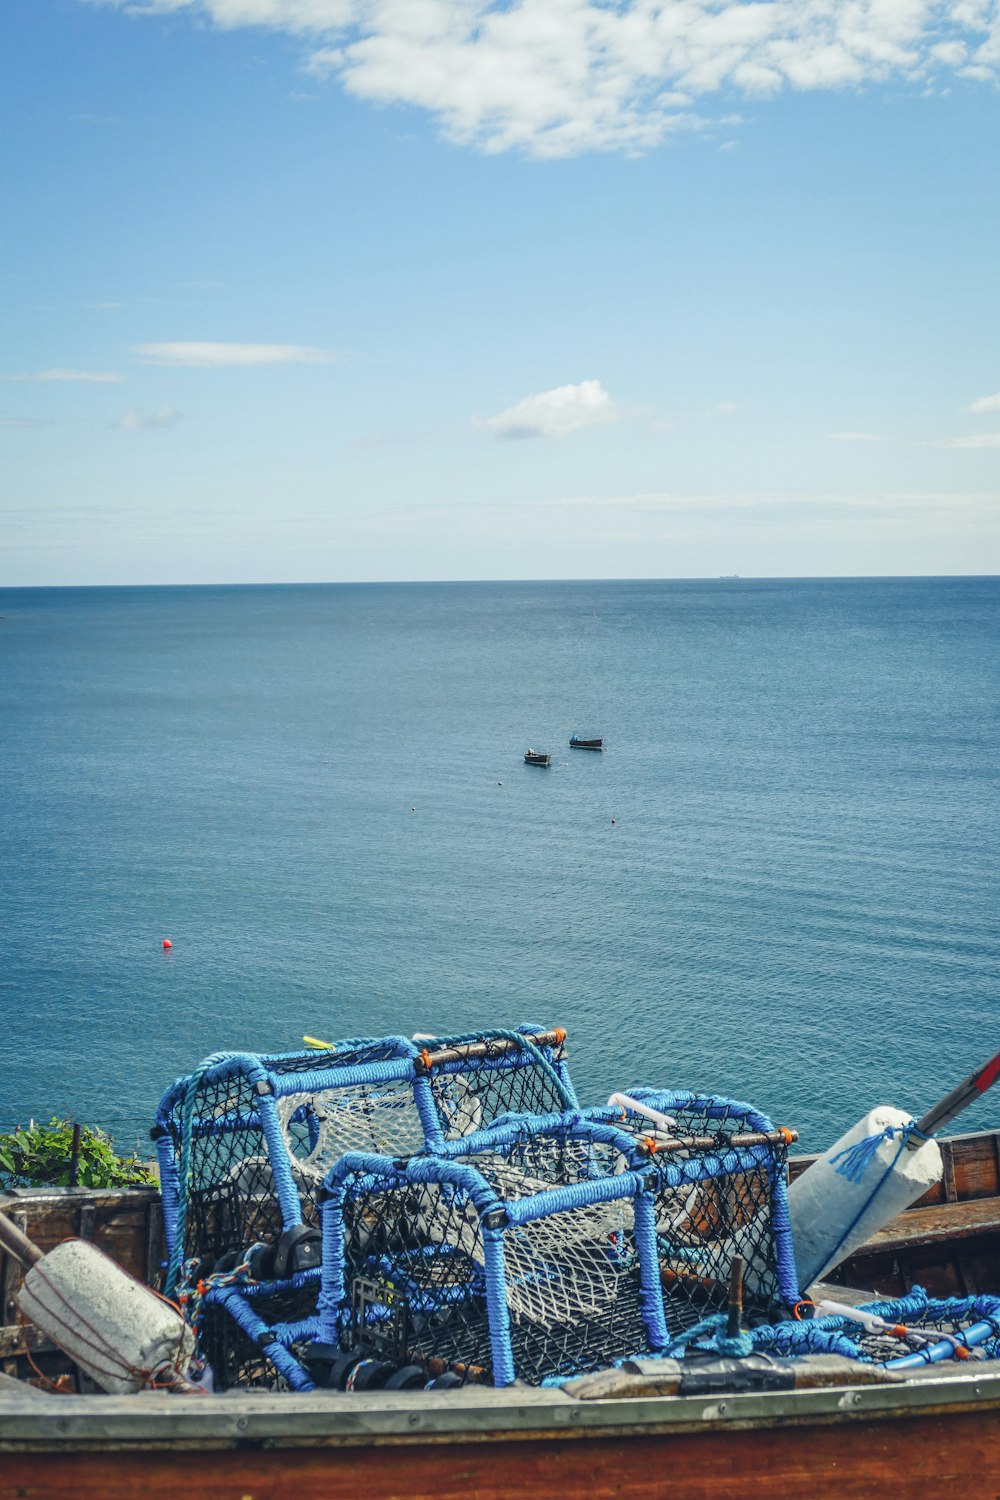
left=860, top=1197, right=1000, bottom=1254
left=3, top=1409, right=1000, bottom=1500
left=0, top=1323, right=54, bottom=1358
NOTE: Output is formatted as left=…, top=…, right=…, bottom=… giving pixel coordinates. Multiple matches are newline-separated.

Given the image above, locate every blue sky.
left=2, top=0, right=999, bottom=584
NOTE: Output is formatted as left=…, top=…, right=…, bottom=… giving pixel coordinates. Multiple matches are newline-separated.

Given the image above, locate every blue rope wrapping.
left=767, top=1158, right=801, bottom=1306
left=663, top=1313, right=756, bottom=1359
left=255, top=1089, right=305, bottom=1231
left=633, top=1187, right=669, bottom=1352
left=482, top=1223, right=517, bottom=1386
left=317, top=1177, right=349, bottom=1343
left=412, top=1072, right=447, bottom=1151
left=154, top=1129, right=180, bottom=1265
left=164, top=1051, right=237, bottom=1297
left=588, top=1087, right=778, bottom=1136
left=749, top=1288, right=1000, bottom=1367
left=208, top=1284, right=316, bottom=1392
left=269, top=1057, right=419, bottom=1098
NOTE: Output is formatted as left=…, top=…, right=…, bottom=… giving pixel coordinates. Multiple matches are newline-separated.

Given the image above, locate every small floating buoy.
left=497, top=781, right=503, bottom=786
left=161, top=938, right=172, bottom=950
left=611, top=819, right=616, bottom=825
left=411, top=806, right=416, bottom=813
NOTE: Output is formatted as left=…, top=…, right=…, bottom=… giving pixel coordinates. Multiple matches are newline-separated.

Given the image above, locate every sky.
left=2, top=0, right=999, bottom=585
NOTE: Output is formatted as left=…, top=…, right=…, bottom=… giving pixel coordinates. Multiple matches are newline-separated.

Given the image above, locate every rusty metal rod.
left=639, top=1128, right=797, bottom=1155
left=726, top=1255, right=745, bottom=1339
left=417, top=1030, right=565, bottom=1070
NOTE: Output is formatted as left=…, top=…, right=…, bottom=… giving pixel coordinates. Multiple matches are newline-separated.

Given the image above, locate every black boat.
left=523, top=749, right=551, bottom=766
left=569, top=735, right=603, bottom=750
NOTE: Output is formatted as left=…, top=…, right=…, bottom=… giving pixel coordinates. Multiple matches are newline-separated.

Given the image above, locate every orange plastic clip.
left=778, top=1127, right=794, bottom=1145
left=552, top=1028, right=566, bottom=1045
left=793, top=1300, right=815, bottom=1321
left=420, top=1048, right=433, bottom=1072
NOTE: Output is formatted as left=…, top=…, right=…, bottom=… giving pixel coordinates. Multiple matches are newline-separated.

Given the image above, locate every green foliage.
left=0, top=1117, right=155, bottom=1189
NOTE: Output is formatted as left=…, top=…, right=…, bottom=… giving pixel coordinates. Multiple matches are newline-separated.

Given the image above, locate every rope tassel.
left=830, top=1120, right=925, bottom=1184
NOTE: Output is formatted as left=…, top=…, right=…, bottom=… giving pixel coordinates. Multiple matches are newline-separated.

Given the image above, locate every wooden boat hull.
left=569, top=737, right=603, bottom=749
left=5, top=1127, right=1000, bottom=1497
left=4, top=1368, right=1000, bottom=1500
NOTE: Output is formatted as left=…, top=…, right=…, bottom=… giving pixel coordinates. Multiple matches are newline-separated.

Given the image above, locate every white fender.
left=788, top=1105, right=942, bottom=1291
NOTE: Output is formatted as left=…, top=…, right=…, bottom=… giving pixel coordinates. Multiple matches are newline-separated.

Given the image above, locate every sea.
left=1, top=577, right=998, bottom=1157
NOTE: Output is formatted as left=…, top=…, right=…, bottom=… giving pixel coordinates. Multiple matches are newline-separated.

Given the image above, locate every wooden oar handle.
left=0, top=1208, right=43, bottom=1269
left=915, top=1049, right=1000, bottom=1139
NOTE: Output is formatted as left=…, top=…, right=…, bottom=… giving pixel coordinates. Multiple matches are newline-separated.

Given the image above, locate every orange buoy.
left=162, top=938, right=172, bottom=950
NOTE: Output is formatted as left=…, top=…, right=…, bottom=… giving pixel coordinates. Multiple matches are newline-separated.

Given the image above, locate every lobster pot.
left=197, top=1270, right=321, bottom=1393
left=586, top=1090, right=800, bottom=1329
left=317, top=1119, right=667, bottom=1387
left=154, top=1027, right=576, bottom=1284
left=748, top=1288, right=1000, bottom=1370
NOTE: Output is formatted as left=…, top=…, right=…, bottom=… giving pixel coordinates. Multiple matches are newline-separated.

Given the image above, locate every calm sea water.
left=1, top=578, right=997, bottom=1155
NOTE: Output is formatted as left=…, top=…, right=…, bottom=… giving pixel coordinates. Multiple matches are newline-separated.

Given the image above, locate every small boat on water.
left=569, top=735, right=603, bottom=750
left=523, top=749, right=551, bottom=766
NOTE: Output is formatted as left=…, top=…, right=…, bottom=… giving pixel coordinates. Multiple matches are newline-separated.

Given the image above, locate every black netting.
left=654, top=1157, right=788, bottom=1333
left=336, top=1131, right=651, bottom=1385
left=199, top=1280, right=319, bottom=1392
left=431, top=1047, right=571, bottom=1138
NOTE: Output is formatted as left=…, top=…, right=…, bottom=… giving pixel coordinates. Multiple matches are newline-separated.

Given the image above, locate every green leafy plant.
left=0, top=1117, right=155, bottom=1189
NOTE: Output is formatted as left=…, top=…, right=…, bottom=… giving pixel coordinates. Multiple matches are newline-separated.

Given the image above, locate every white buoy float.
left=0, top=1212, right=195, bottom=1395
left=788, top=1105, right=942, bottom=1290
left=789, top=1049, right=1000, bottom=1292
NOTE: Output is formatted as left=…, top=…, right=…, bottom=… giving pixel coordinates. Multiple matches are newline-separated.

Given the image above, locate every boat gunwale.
left=4, top=1364, right=1000, bottom=1450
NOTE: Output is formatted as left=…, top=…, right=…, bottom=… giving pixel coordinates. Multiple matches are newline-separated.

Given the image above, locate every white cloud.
left=831, top=431, right=889, bottom=442
left=114, top=406, right=182, bottom=429
left=88, top=0, right=1000, bottom=157
left=1, top=368, right=123, bottom=383
left=482, top=379, right=618, bottom=440
left=0, top=418, right=44, bottom=428
left=133, top=341, right=331, bottom=367
left=968, top=391, right=1000, bottom=413
left=936, top=431, right=1000, bottom=449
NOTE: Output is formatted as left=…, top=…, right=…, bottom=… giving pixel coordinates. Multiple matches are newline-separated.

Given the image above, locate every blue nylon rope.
left=164, top=1051, right=233, bottom=1297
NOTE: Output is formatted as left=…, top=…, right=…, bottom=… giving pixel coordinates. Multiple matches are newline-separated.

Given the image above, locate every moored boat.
left=4, top=1128, right=1000, bottom=1500
left=569, top=735, right=603, bottom=750
left=523, top=748, right=551, bottom=765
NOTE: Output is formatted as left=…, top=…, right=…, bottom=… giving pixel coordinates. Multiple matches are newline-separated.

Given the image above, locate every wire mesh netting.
left=198, top=1273, right=320, bottom=1392
left=585, top=1089, right=798, bottom=1332
left=156, top=1028, right=575, bottom=1272
left=322, top=1125, right=659, bottom=1385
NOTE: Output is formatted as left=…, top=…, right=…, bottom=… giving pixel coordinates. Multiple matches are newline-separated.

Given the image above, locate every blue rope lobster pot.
left=153, top=1025, right=577, bottom=1295
left=581, top=1088, right=800, bottom=1332
left=316, top=1115, right=664, bottom=1386
left=314, top=1104, right=799, bottom=1386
